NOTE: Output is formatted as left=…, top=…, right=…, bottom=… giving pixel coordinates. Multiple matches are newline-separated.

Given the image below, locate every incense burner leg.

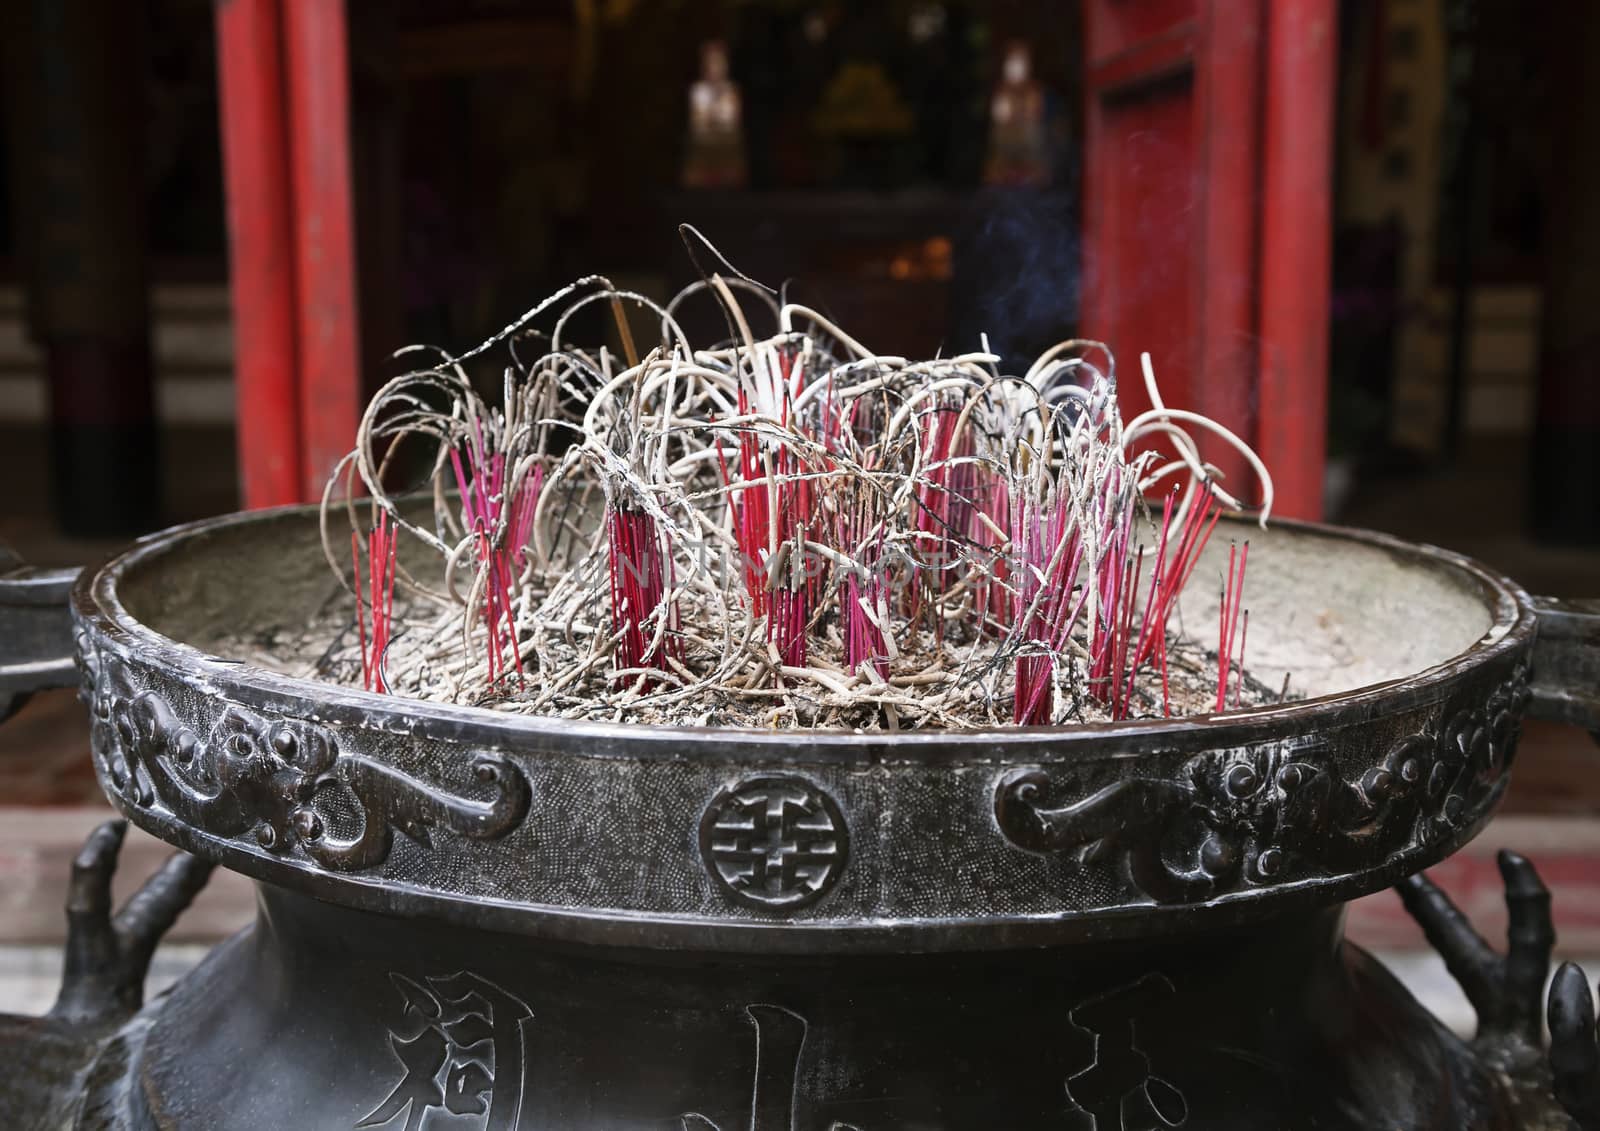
left=1549, top=964, right=1600, bottom=1130
left=1400, top=848, right=1598, bottom=1130
left=0, top=820, right=212, bottom=1129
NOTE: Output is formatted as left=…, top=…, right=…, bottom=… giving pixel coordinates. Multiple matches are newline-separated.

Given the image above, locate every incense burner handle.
left=0, top=542, right=81, bottom=723
left=1530, top=596, right=1600, bottom=742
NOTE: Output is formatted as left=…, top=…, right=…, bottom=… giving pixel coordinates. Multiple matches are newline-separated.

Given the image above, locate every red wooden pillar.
left=216, top=0, right=301, bottom=508
left=1194, top=1, right=1266, bottom=500
left=216, top=0, right=361, bottom=507
left=1257, top=0, right=1336, bottom=522
left=1082, top=0, right=1335, bottom=520
left=283, top=0, right=363, bottom=498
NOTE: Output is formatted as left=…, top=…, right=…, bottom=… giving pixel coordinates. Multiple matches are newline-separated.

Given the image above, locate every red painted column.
left=215, top=0, right=303, bottom=509
left=1256, top=0, right=1336, bottom=520
left=283, top=0, right=362, bottom=501
left=1080, top=1, right=1265, bottom=501
left=1191, top=0, right=1264, bottom=500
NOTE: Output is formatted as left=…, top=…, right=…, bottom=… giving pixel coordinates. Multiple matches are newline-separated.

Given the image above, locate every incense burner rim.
left=77, top=502, right=1532, bottom=758
left=67, top=504, right=1538, bottom=954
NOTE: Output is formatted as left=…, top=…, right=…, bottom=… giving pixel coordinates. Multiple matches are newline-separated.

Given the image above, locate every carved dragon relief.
left=77, top=635, right=531, bottom=872
left=996, top=662, right=1532, bottom=905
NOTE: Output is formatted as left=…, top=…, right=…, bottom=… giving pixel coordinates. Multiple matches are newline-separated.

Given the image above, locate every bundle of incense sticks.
left=351, top=509, right=397, bottom=693
left=604, top=502, right=681, bottom=686
left=323, top=267, right=1276, bottom=729
left=447, top=417, right=541, bottom=687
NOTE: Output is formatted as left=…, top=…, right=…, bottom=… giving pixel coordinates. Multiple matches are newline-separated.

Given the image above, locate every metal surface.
left=0, top=545, right=82, bottom=722
left=0, top=829, right=1593, bottom=1128
left=0, top=820, right=211, bottom=1131
left=1550, top=963, right=1600, bottom=1130
left=71, top=506, right=1538, bottom=952
left=1397, top=850, right=1598, bottom=1130
left=1530, top=597, right=1600, bottom=739
left=0, top=506, right=1595, bottom=1126
left=61, top=887, right=1579, bottom=1128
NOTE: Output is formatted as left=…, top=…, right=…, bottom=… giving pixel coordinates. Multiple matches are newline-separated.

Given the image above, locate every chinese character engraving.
left=358, top=971, right=533, bottom=1131
left=700, top=777, right=848, bottom=911
left=679, top=1004, right=862, bottom=1131
left=1064, top=974, right=1188, bottom=1130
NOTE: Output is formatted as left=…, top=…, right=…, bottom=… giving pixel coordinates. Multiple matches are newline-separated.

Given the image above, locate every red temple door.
left=1081, top=0, right=1336, bottom=519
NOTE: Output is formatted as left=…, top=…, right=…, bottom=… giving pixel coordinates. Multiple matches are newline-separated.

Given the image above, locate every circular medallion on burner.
left=699, top=776, right=848, bottom=912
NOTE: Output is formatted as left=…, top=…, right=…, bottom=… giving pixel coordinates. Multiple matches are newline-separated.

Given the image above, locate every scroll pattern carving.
left=996, top=663, right=1532, bottom=904
left=77, top=636, right=530, bottom=872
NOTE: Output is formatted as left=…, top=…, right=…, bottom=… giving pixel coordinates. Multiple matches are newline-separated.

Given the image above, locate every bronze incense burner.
left=2, top=504, right=1598, bottom=1129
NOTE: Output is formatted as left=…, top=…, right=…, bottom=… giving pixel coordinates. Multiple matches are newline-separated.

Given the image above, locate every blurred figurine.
left=682, top=40, right=747, bottom=189
left=811, top=61, right=916, bottom=189
left=984, top=41, right=1051, bottom=187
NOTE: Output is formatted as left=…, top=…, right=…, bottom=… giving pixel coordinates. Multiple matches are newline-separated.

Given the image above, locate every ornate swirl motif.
left=82, top=648, right=531, bottom=873
left=996, top=662, right=1533, bottom=905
